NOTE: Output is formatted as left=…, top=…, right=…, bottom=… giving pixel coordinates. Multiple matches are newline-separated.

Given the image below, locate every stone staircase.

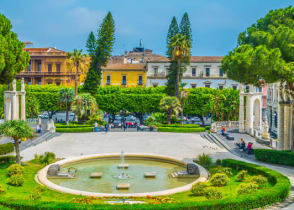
left=20, top=132, right=58, bottom=151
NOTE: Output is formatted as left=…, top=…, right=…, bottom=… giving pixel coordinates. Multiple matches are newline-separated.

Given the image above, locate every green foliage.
left=33, top=152, right=56, bottom=165
left=0, top=156, right=16, bottom=164
left=72, top=93, right=98, bottom=124
left=85, top=31, right=97, bottom=56
left=236, top=170, right=248, bottom=182
left=83, top=64, right=100, bottom=95
left=222, top=6, right=294, bottom=97
left=0, top=185, right=5, bottom=194
left=59, top=88, right=74, bottom=123
left=254, top=149, right=294, bottom=167
left=157, top=127, right=205, bottom=133
left=7, top=164, right=24, bottom=177
left=87, top=110, right=106, bottom=125
left=205, top=187, right=223, bottom=200
left=166, top=16, right=179, bottom=57
left=237, top=183, right=258, bottom=195
left=0, top=143, right=14, bottom=155
left=160, top=96, right=181, bottom=124
left=56, top=127, right=93, bottom=133
left=55, top=124, right=92, bottom=128
left=157, top=124, right=200, bottom=128
left=210, top=173, right=229, bottom=187
left=7, top=174, right=24, bottom=186
left=194, top=153, right=213, bottom=169
left=25, top=94, right=40, bottom=119
left=209, top=166, right=233, bottom=177
left=28, top=186, right=47, bottom=200
left=145, top=113, right=167, bottom=126
left=191, top=182, right=208, bottom=196
left=250, top=175, right=268, bottom=188
left=0, top=14, right=30, bottom=84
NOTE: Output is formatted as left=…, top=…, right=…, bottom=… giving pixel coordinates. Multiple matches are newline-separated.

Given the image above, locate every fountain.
left=114, top=151, right=131, bottom=180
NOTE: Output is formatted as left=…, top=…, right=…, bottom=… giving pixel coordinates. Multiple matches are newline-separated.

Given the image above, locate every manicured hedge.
left=157, top=124, right=200, bottom=128
left=56, top=127, right=94, bottom=133
left=157, top=127, right=205, bottom=133
left=254, top=149, right=294, bottom=167
left=55, top=124, right=93, bottom=128
left=0, top=156, right=16, bottom=164
left=0, top=143, right=14, bottom=155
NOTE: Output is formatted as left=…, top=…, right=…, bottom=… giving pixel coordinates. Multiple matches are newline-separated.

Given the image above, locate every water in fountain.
left=114, top=151, right=130, bottom=180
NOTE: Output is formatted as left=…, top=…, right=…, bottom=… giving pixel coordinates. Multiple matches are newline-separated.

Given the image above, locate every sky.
left=1, top=0, right=293, bottom=56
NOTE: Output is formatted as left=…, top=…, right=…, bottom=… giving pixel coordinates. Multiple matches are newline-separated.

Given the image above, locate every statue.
left=262, top=115, right=270, bottom=139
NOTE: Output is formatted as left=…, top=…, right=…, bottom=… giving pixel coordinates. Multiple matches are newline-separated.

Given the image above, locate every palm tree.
left=68, top=49, right=86, bottom=96
left=179, top=89, right=189, bottom=124
left=160, top=96, right=181, bottom=124
left=0, top=120, right=34, bottom=165
left=169, top=34, right=191, bottom=98
left=59, top=88, right=74, bottom=125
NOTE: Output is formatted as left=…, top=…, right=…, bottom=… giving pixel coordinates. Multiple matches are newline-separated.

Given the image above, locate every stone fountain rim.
left=37, top=153, right=209, bottom=198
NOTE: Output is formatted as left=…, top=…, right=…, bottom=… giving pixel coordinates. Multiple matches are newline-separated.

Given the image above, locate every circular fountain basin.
left=37, top=153, right=208, bottom=197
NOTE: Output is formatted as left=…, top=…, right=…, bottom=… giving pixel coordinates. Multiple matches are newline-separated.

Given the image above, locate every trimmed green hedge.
left=157, top=124, right=200, bottom=128
left=157, top=127, right=205, bottom=133
left=0, top=156, right=16, bottom=164
left=55, top=124, right=93, bottom=128
left=254, top=149, right=294, bottom=167
left=0, top=143, right=14, bottom=155
left=56, top=127, right=94, bottom=133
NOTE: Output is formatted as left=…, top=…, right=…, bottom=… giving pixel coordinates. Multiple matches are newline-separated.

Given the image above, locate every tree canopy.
left=222, top=6, right=294, bottom=98
left=0, top=14, right=29, bottom=85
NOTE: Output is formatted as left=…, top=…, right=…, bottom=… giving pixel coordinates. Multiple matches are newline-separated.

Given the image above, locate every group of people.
left=94, top=122, right=111, bottom=133
left=236, top=138, right=254, bottom=154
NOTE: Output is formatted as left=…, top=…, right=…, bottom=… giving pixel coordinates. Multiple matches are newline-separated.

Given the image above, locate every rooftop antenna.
left=140, top=39, right=145, bottom=63
left=139, top=39, right=143, bottom=48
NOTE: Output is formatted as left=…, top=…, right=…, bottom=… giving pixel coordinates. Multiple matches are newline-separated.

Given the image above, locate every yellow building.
left=101, top=64, right=147, bottom=87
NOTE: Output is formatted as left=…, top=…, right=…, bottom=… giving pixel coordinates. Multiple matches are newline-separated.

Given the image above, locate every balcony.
left=16, top=71, right=77, bottom=77
left=138, top=81, right=143, bottom=85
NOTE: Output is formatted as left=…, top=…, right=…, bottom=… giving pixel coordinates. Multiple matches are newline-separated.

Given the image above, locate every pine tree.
left=84, top=12, right=115, bottom=94
left=180, top=12, right=192, bottom=46
left=86, top=31, right=97, bottom=56
left=166, top=17, right=180, bottom=96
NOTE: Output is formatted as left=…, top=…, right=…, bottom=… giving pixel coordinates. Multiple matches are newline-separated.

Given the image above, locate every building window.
left=55, top=79, right=61, bottom=86
left=138, top=75, right=143, bottom=85
left=191, top=84, right=196, bottom=88
left=106, top=75, right=111, bottom=85
left=219, top=69, right=223, bottom=77
left=48, top=63, right=52, bottom=72
left=56, top=63, right=61, bottom=73
left=192, top=68, right=196, bottom=77
left=205, top=68, right=210, bottom=77
left=122, top=75, right=127, bottom=85
left=28, top=61, right=31, bottom=72
left=256, top=87, right=262, bottom=93
left=219, top=85, right=224, bottom=90
left=36, top=60, right=42, bottom=72
left=36, top=77, right=41, bottom=85
left=47, top=79, right=52, bottom=85
left=232, top=85, right=237, bottom=90
left=274, top=111, right=278, bottom=128
left=153, top=67, right=158, bottom=76
left=205, top=84, right=210, bottom=88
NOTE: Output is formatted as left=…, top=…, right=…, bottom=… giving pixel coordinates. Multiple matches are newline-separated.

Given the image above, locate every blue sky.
left=1, top=0, right=293, bottom=56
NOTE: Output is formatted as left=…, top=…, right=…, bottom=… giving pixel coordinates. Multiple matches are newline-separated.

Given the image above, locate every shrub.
left=210, top=173, right=229, bottom=187
left=250, top=175, right=268, bottom=188
left=157, top=124, right=200, bottom=128
left=55, top=124, right=93, bottom=128
left=254, top=149, right=294, bottom=167
left=29, top=186, right=47, bottom=200
left=0, top=156, right=16, bottom=164
left=7, top=174, right=24, bottom=186
left=7, top=164, right=24, bottom=177
left=205, top=187, right=223, bottom=200
left=0, top=185, right=6, bottom=194
left=236, top=170, right=248, bottom=182
left=194, top=153, right=213, bottom=169
left=0, top=143, right=14, bottom=155
left=34, top=152, right=56, bottom=165
left=157, top=127, right=205, bottom=133
left=237, top=183, right=258, bottom=195
left=209, top=166, right=232, bottom=177
left=191, top=182, right=209, bottom=196
left=56, top=127, right=93, bottom=133
left=205, top=126, right=211, bottom=131
left=215, top=159, right=222, bottom=166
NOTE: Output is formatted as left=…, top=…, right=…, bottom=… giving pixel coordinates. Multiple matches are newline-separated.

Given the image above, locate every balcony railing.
left=16, top=71, right=78, bottom=76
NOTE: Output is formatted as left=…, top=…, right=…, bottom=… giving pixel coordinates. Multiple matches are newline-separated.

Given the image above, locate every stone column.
left=20, top=78, right=26, bottom=121
left=11, top=92, right=18, bottom=120
left=283, top=103, right=291, bottom=150
left=278, top=102, right=285, bottom=150
left=239, top=94, right=245, bottom=133
left=247, top=95, right=253, bottom=135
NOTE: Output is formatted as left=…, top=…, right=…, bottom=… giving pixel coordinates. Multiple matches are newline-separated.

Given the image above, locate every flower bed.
left=254, top=149, right=294, bottom=167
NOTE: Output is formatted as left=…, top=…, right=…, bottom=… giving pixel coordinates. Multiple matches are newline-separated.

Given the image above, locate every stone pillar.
left=278, top=103, right=285, bottom=150
left=20, top=78, right=26, bottom=121
left=239, top=94, right=245, bottom=133
left=247, top=95, right=253, bottom=135
left=284, top=103, right=291, bottom=150
left=11, top=92, right=18, bottom=120
left=4, top=94, right=11, bottom=121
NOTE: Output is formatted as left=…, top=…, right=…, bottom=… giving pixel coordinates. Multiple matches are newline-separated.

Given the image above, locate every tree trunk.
left=65, top=100, right=69, bottom=125
left=291, top=103, right=294, bottom=151
left=14, top=139, right=21, bottom=165
left=167, top=110, right=172, bottom=124
left=74, top=63, right=79, bottom=96
left=175, top=60, right=180, bottom=98
left=181, top=102, right=184, bottom=125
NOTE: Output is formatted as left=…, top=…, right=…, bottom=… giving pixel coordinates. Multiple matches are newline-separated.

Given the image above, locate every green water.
left=49, top=159, right=197, bottom=194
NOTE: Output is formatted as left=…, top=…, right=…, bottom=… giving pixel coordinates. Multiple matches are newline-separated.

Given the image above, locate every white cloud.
left=68, top=7, right=105, bottom=31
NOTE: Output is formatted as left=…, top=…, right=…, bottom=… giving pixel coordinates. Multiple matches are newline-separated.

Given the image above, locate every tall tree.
left=68, top=49, right=86, bottom=96
left=180, top=12, right=192, bottom=46
left=166, top=17, right=179, bottom=57
left=221, top=6, right=294, bottom=150
left=0, top=120, right=34, bottom=165
left=169, top=34, right=191, bottom=98
left=59, top=88, right=74, bottom=125
left=84, top=12, right=115, bottom=94
left=86, top=31, right=97, bottom=56
left=0, top=14, right=30, bottom=85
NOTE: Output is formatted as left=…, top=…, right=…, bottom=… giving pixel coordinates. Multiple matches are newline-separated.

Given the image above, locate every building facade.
left=101, top=64, right=147, bottom=87
left=16, top=47, right=77, bottom=86
left=146, top=56, right=240, bottom=89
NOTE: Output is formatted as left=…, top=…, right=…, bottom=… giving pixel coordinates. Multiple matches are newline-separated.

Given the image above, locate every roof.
left=25, top=47, right=66, bottom=53
left=102, top=63, right=146, bottom=71
left=147, top=56, right=224, bottom=63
